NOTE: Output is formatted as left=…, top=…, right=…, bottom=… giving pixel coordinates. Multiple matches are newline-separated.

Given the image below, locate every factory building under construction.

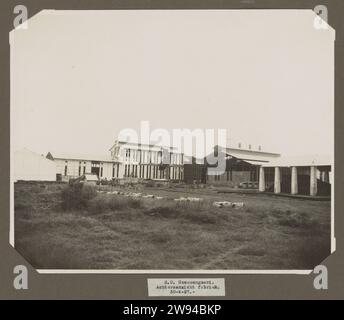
left=13, top=140, right=332, bottom=197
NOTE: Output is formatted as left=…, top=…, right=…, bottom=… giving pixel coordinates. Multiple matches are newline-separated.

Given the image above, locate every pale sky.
left=10, top=10, right=334, bottom=158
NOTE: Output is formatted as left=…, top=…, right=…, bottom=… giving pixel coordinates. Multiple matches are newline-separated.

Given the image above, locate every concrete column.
left=320, top=171, right=325, bottom=182
left=310, top=166, right=318, bottom=196
left=291, top=166, right=298, bottom=195
left=259, top=167, right=265, bottom=192
left=323, top=171, right=330, bottom=183
left=274, top=167, right=281, bottom=194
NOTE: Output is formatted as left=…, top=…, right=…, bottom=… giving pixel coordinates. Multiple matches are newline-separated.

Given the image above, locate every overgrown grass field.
left=14, top=182, right=331, bottom=270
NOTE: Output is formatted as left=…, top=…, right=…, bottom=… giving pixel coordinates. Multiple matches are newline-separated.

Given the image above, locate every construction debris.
left=187, top=197, right=203, bottom=202
left=142, top=194, right=155, bottom=198
left=174, top=197, right=203, bottom=202
left=174, top=197, right=187, bottom=201
left=213, top=201, right=245, bottom=208
left=95, top=190, right=166, bottom=201
left=131, top=192, right=142, bottom=198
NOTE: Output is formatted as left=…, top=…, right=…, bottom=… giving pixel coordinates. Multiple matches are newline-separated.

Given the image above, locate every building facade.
left=44, top=143, right=332, bottom=196
left=259, top=155, right=332, bottom=196
left=109, top=141, right=184, bottom=181
left=14, top=149, right=56, bottom=181
left=47, top=140, right=185, bottom=182
left=46, top=152, right=120, bottom=182
left=206, top=145, right=281, bottom=187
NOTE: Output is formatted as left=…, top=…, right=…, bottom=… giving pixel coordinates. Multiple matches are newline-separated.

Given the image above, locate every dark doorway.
left=91, top=167, right=99, bottom=176
left=91, top=161, right=100, bottom=177
left=281, top=167, right=291, bottom=193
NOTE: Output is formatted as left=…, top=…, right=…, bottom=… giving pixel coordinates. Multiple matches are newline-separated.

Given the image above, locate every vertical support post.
left=320, top=171, right=325, bottom=182
left=310, top=166, right=318, bottom=196
left=259, top=167, right=265, bottom=192
left=323, top=170, right=330, bottom=183
left=274, top=167, right=281, bottom=194
left=291, top=166, right=298, bottom=195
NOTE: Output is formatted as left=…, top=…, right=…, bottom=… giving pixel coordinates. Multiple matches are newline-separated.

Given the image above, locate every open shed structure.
left=206, top=145, right=280, bottom=187
left=259, top=155, right=332, bottom=196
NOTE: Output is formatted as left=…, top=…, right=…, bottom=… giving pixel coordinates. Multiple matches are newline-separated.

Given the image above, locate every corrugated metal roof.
left=219, top=147, right=280, bottom=163
left=222, top=152, right=279, bottom=164
left=48, top=152, right=115, bottom=162
left=262, top=154, right=332, bottom=167
left=223, top=146, right=280, bottom=157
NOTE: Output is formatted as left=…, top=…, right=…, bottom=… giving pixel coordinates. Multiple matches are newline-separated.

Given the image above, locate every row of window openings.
left=63, top=162, right=183, bottom=179
left=64, top=165, right=92, bottom=176
left=64, top=161, right=88, bottom=177
left=124, top=149, right=182, bottom=164
left=63, top=163, right=120, bottom=178
left=124, top=164, right=182, bottom=180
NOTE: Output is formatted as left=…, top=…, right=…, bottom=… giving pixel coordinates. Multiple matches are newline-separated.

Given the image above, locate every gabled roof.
left=16, top=148, right=55, bottom=163
left=47, top=152, right=115, bottom=163
left=217, top=146, right=280, bottom=163
left=219, top=147, right=281, bottom=161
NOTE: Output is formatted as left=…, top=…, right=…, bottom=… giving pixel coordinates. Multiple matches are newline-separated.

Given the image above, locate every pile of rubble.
left=174, top=197, right=203, bottom=202
left=213, top=201, right=245, bottom=208
left=97, top=190, right=244, bottom=208
left=97, top=190, right=164, bottom=200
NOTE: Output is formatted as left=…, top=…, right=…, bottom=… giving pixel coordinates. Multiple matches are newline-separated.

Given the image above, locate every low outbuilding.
left=13, top=149, right=56, bottom=181
left=259, top=155, right=332, bottom=196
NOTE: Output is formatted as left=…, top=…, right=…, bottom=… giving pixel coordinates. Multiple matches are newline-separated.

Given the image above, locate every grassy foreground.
left=14, top=182, right=331, bottom=270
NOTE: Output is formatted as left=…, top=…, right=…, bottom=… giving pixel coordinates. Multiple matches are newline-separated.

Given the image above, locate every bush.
left=107, top=195, right=143, bottom=210
left=61, top=184, right=97, bottom=211
left=87, top=194, right=144, bottom=215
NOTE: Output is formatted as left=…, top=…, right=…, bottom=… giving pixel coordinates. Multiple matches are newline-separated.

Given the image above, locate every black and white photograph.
left=10, top=9, right=334, bottom=272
